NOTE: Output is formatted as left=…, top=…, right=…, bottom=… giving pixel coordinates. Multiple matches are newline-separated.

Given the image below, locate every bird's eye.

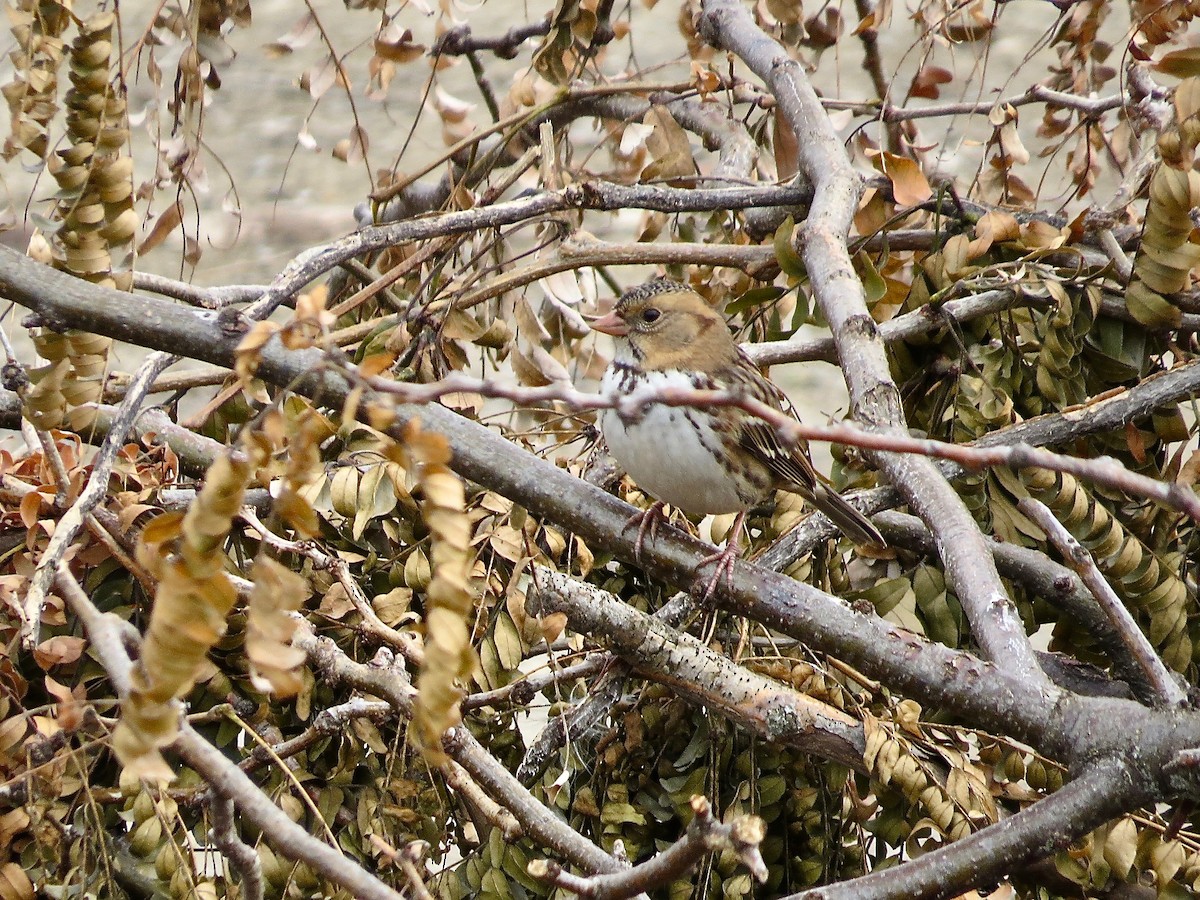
left=641, top=308, right=661, bottom=323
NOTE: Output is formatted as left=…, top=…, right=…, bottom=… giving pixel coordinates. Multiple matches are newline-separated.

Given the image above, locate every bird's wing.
left=723, top=353, right=820, bottom=495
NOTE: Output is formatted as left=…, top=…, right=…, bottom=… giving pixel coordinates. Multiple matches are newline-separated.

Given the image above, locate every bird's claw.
left=624, top=500, right=666, bottom=563
left=695, top=544, right=742, bottom=603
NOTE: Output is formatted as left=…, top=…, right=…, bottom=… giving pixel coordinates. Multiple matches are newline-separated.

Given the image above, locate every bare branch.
left=530, top=796, right=767, bottom=899
left=527, top=566, right=867, bottom=770
left=698, top=0, right=1050, bottom=688
left=782, top=757, right=1141, bottom=900
left=209, top=796, right=265, bottom=900
left=133, top=272, right=265, bottom=309
left=430, top=19, right=551, bottom=58
left=1018, top=498, right=1187, bottom=708
left=240, top=698, right=392, bottom=773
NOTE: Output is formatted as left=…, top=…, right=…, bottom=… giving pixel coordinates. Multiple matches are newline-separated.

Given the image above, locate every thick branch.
left=12, top=249, right=1200, bottom=780
left=527, top=567, right=867, bottom=770
left=785, top=757, right=1142, bottom=900
left=698, top=0, right=1050, bottom=687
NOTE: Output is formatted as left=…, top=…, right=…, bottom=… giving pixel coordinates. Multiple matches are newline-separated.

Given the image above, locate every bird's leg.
left=624, top=500, right=666, bottom=563
left=695, top=510, right=748, bottom=603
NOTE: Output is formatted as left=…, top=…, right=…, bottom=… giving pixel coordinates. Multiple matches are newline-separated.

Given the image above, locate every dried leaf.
left=881, top=152, right=933, bottom=206
left=333, top=126, right=369, bottom=164
left=246, top=556, right=308, bottom=696
left=909, top=65, right=952, bottom=100
left=137, top=201, right=182, bottom=254
left=641, top=105, right=695, bottom=184
left=33, top=635, right=86, bottom=670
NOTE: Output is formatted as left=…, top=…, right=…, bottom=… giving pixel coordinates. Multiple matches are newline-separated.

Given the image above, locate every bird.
left=589, top=279, right=884, bottom=599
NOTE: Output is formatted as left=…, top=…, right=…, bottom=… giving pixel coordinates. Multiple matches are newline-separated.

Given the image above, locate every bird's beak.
left=587, top=310, right=628, bottom=337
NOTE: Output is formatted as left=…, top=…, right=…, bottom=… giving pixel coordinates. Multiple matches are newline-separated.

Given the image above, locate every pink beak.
left=588, top=310, right=628, bottom=337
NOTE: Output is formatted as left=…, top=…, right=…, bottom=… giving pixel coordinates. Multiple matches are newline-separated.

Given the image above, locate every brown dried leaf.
left=1153, top=48, right=1200, bottom=79
left=234, top=321, right=279, bottom=381
left=881, top=152, right=932, bottom=206
left=246, top=555, right=308, bottom=696
left=263, top=13, right=318, bottom=57
left=539, top=611, right=568, bottom=645
left=33, top=635, right=86, bottom=670
left=333, top=125, right=369, bottom=164
left=641, top=105, right=695, bottom=184
left=909, top=65, right=952, bottom=100
left=304, top=55, right=338, bottom=99
left=137, top=201, right=182, bottom=255
left=373, top=22, right=425, bottom=63
left=0, top=862, right=34, bottom=900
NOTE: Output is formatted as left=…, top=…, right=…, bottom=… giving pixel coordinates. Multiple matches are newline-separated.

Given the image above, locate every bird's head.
left=588, top=280, right=734, bottom=371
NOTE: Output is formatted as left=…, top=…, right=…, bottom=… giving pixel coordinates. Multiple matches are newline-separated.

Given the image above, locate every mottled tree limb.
left=783, top=757, right=1142, bottom=900
left=698, top=0, right=1050, bottom=688
left=527, top=566, right=867, bottom=770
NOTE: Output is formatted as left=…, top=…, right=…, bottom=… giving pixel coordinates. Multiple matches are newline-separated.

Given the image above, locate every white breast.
left=600, top=368, right=750, bottom=516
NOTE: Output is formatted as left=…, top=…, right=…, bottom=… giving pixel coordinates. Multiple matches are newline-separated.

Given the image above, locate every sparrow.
left=590, top=279, right=884, bottom=598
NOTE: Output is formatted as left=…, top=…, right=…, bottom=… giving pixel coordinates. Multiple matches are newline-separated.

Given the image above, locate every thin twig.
left=240, top=509, right=421, bottom=662
left=103, top=366, right=231, bottom=401
left=1017, top=498, right=1187, bottom=708
left=209, top=796, right=265, bottom=900
left=132, top=272, right=265, bottom=309
left=352, top=371, right=1200, bottom=523
left=240, top=698, right=392, bottom=773
left=22, top=351, right=175, bottom=647
left=840, top=83, right=1126, bottom=123
left=54, top=568, right=408, bottom=900
left=529, top=796, right=766, bottom=899
left=461, top=655, right=607, bottom=711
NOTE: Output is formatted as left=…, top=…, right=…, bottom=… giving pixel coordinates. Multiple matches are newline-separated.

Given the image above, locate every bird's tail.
left=809, top=484, right=885, bottom=548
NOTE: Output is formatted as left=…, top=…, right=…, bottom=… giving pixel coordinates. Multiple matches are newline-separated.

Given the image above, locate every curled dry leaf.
left=263, top=12, right=318, bottom=57
left=137, top=201, right=183, bottom=255
left=246, top=555, right=308, bottom=696
left=909, top=65, right=953, bottom=100
left=373, top=22, right=425, bottom=63
left=333, top=125, right=370, bottom=164
left=880, top=152, right=933, bottom=206
left=113, top=450, right=253, bottom=781
left=234, top=320, right=280, bottom=381
left=33, top=635, right=86, bottom=671
left=641, top=105, right=695, bottom=184
left=398, top=420, right=477, bottom=765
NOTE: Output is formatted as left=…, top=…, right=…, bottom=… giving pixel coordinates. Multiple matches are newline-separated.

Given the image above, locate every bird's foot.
left=624, top=500, right=667, bottom=563
left=693, top=510, right=748, bottom=603
left=695, top=542, right=742, bottom=603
